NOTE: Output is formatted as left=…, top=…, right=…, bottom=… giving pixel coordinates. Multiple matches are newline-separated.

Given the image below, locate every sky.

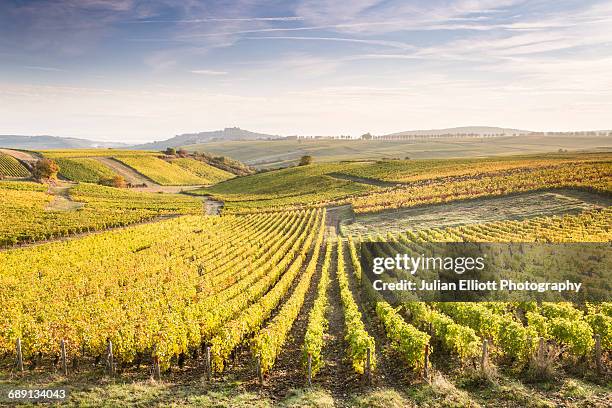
left=1, top=0, right=611, bottom=143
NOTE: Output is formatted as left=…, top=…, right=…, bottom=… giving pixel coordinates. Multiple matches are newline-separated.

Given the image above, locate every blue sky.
left=1, top=0, right=611, bottom=142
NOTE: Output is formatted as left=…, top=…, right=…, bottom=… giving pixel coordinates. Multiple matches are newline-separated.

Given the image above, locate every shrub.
left=99, top=175, right=127, bottom=188
left=299, top=155, right=314, bottom=166
left=33, top=159, right=59, bottom=180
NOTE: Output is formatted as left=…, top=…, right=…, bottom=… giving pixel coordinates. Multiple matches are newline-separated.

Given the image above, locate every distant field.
left=183, top=134, right=612, bottom=168
left=195, top=153, right=612, bottom=213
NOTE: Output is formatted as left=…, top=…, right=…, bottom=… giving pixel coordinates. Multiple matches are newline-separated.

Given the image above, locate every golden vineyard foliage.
left=212, top=160, right=611, bottom=214
left=349, top=162, right=611, bottom=213
left=115, top=156, right=208, bottom=185
left=347, top=208, right=611, bottom=365
left=0, top=181, right=202, bottom=247
left=0, top=209, right=322, bottom=370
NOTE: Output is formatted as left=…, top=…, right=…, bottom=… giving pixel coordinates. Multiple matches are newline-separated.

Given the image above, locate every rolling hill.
left=0, top=135, right=128, bottom=149
left=381, top=126, right=530, bottom=137
left=130, top=127, right=281, bottom=150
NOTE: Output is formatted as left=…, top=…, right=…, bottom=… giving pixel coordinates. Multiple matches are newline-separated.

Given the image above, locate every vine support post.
left=60, top=339, right=68, bottom=376
left=307, top=353, right=312, bottom=387
left=594, top=335, right=602, bottom=374
left=481, top=339, right=488, bottom=371
left=16, top=338, right=23, bottom=372
left=538, top=338, right=546, bottom=361
left=366, top=348, right=372, bottom=385
left=152, top=346, right=161, bottom=381
left=107, top=340, right=115, bottom=377
left=205, top=346, right=211, bottom=380
left=256, top=354, right=263, bottom=385
left=423, top=344, right=430, bottom=381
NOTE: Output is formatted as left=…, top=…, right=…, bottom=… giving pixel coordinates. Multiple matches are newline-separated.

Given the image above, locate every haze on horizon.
left=1, top=0, right=611, bottom=143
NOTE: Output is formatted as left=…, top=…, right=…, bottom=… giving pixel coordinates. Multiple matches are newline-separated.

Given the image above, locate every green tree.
left=164, top=147, right=176, bottom=155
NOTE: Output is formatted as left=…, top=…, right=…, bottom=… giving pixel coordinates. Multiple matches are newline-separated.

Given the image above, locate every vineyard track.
left=44, top=182, right=84, bottom=211
left=340, top=238, right=411, bottom=389
left=0, top=148, right=40, bottom=164
left=314, top=237, right=366, bottom=405
left=327, top=172, right=397, bottom=187
left=253, top=229, right=328, bottom=402
left=93, top=157, right=204, bottom=193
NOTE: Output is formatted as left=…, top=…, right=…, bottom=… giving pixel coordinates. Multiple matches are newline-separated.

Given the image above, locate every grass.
left=193, top=162, right=376, bottom=212
left=55, top=158, right=118, bottom=183
left=115, top=156, right=207, bottom=185
left=183, top=135, right=612, bottom=169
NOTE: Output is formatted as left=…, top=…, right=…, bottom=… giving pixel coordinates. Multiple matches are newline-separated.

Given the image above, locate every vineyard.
left=54, top=158, right=118, bottom=183
left=200, top=155, right=611, bottom=214
left=0, top=152, right=610, bottom=407
left=0, top=153, right=30, bottom=178
left=0, top=181, right=201, bottom=247
left=169, top=158, right=234, bottom=184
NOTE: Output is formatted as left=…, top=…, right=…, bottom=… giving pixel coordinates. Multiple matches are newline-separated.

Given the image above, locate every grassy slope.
left=183, top=134, right=612, bottom=168
left=193, top=162, right=377, bottom=210
left=170, top=158, right=234, bottom=184
left=114, top=156, right=206, bottom=185
left=1, top=369, right=608, bottom=407
left=55, top=158, right=118, bottom=183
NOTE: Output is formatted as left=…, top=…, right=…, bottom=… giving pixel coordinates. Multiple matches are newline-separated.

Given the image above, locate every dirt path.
left=44, top=182, right=84, bottom=211
left=0, top=148, right=40, bottom=164
left=327, top=172, right=397, bottom=187
left=202, top=196, right=223, bottom=215
left=315, top=236, right=366, bottom=406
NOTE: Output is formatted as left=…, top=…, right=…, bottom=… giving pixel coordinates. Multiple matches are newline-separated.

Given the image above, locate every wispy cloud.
left=131, top=16, right=304, bottom=23
left=190, top=69, right=228, bottom=75
left=23, top=65, right=66, bottom=72
left=244, top=36, right=415, bottom=50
